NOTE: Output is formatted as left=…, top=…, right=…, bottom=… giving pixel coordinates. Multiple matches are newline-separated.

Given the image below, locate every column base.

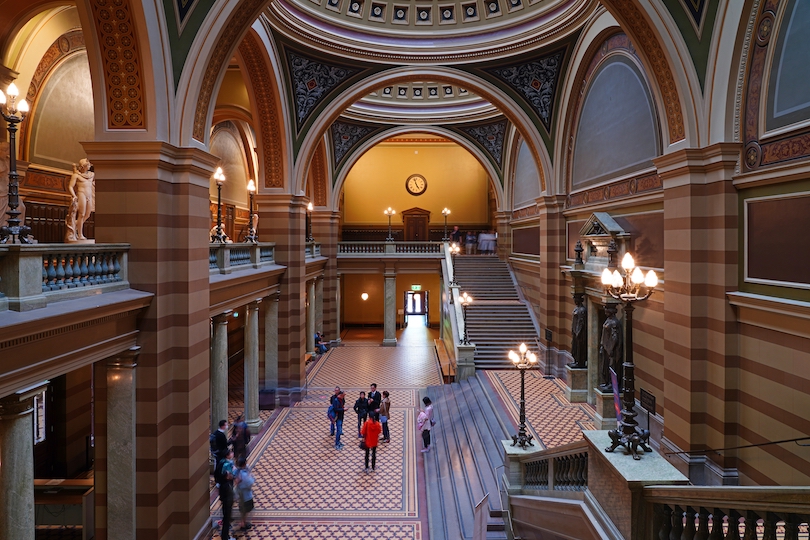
left=593, top=387, right=618, bottom=431
left=564, top=365, right=588, bottom=403
left=382, top=338, right=398, bottom=347
left=247, top=418, right=263, bottom=432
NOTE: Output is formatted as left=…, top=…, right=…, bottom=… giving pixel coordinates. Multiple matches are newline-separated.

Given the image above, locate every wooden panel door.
left=404, top=215, right=428, bottom=241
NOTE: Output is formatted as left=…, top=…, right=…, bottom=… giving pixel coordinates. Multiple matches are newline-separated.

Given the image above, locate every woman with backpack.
left=234, top=457, right=255, bottom=532
left=360, top=412, right=382, bottom=472
left=417, top=396, right=435, bottom=453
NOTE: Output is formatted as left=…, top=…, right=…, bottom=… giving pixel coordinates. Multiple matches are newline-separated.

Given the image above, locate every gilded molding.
left=89, top=0, right=146, bottom=129
left=238, top=32, right=285, bottom=188
left=25, top=30, right=86, bottom=103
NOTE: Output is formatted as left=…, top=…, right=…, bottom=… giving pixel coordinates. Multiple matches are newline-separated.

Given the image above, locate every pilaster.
left=315, top=277, right=324, bottom=334
left=307, top=279, right=316, bottom=354
left=312, top=211, right=340, bottom=341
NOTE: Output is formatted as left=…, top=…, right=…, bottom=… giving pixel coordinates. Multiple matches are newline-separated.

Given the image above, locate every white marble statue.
left=65, top=158, right=95, bottom=242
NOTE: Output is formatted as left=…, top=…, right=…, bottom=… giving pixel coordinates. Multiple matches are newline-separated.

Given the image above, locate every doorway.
left=404, top=290, right=429, bottom=326
left=402, top=208, right=431, bottom=241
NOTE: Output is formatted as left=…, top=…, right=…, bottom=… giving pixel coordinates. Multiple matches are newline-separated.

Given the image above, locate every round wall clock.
left=406, top=174, right=427, bottom=196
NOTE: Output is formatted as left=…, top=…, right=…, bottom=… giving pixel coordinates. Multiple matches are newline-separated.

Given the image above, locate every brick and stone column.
left=106, top=350, right=139, bottom=540
left=244, top=300, right=261, bottom=430
left=263, top=292, right=280, bottom=391
left=315, top=277, right=324, bottom=335
left=312, top=211, right=340, bottom=340
left=85, top=141, right=217, bottom=539
left=307, top=279, right=316, bottom=354
left=211, top=312, right=230, bottom=432
left=0, top=386, right=44, bottom=540
left=383, top=269, right=397, bottom=346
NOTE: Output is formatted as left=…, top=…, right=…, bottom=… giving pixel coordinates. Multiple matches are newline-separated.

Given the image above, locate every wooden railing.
left=645, top=487, right=810, bottom=540
left=209, top=242, right=276, bottom=274
left=519, top=440, right=589, bottom=493
left=337, top=241, right=443, bottom=255
left=0, top=243, right=130, bottom=311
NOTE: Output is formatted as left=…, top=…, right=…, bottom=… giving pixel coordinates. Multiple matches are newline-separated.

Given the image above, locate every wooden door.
left=404, top=215, right=428, bottom=241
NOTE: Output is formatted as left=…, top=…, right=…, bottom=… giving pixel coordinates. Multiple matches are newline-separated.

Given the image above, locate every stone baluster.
left=725, top=510, right=741, bottom=540
left=659, top=505, right=673, bottom=540
left=695, top=508, right=711, bottom=540
left=761, top=513, right=777, bottom=540
left=671, top=506, right=684, bottom=540
left=708, top=509, right=725, bottom=540
left=682, top=507, right=697, bottom=540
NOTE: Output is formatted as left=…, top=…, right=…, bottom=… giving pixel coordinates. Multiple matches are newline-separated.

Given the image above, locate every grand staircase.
left=424, top=374, right=513, bottom=540
left=453, top=256, right=539, bottom=368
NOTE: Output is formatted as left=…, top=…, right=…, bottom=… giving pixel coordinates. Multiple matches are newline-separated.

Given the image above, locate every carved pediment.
left=579, top=212, right=627, bottom=238
left=401, top=207, right=431, bottom=218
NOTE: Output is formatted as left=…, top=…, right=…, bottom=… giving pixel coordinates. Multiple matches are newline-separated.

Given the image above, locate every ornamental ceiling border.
left=238, top=32, right=285, bottom=189
left=563, top=31, right=664, bottom=202
left=329, top=118, right=387, bottom=173
left=265, top=0, right=596, bottom=64
left=89, top=0, right=146, bottom=129
left=741, top=0, right=810, bottom=171
left=601, top=0, right=685, bottom=143
left=192, top=0, right=268, bottom=142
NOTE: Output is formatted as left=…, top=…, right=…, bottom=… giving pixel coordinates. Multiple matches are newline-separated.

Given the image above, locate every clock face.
left=406, top=174, right=427, bottom=196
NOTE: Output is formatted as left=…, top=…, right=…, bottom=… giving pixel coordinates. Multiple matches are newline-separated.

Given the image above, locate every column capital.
left=249, top=298, right=262, bottom=308
left=213, top=310, right=232, bottom=323
left=0, top=382, right=47, bottom=418
left=107, top=346, right=141, bottom=369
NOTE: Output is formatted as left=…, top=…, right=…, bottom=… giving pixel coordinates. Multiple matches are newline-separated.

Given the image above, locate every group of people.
left=449, top=226, right=498, bottom=255
left=210, top=418, right=256, bottom=540
left=328, top=383, right=391, bottom=472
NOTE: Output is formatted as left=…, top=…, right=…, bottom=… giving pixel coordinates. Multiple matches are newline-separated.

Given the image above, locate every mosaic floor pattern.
left=212, top=326, right=441, bottom=539
left=483, top=370, right=596, bottom=448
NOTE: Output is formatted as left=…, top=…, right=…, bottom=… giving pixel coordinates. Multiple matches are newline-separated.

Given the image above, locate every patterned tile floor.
left=212, top=326, right=440, bottom=539
left=212, top=326, right=594, bottom=539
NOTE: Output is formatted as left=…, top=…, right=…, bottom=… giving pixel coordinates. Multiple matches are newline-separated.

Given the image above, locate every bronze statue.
left=598, top=304, right=623, bottom=392
left=568, top=293, right=587, bottom=368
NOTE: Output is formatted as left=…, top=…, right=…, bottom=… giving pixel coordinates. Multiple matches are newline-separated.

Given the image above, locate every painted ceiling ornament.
left=457, top=118, right=509, bottom=169
left=485, top=50, right=564, bottom=132
left=330, top=119, right=384, bottom=168
left=286, top=50, right=359, bottom=130
left=678, top=0, right=708, bottom=30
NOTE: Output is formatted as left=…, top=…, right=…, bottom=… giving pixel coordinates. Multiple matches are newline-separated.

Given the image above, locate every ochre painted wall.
left=342, top=273, right=441, bottom=325
left=343, top=142, right=489, bottom=225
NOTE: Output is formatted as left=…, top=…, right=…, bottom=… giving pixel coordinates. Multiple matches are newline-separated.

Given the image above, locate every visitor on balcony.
left=464, top=230, right=477, bottom=254
left=450, top=225, right=463, bottom=244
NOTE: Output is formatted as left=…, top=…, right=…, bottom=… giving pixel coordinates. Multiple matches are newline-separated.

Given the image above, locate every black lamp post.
left=509, top=343, right=538, bottom=448
left=384, top=207, right=395, bottom=242
left=459, top=292, right=473, bottom=344
left=602, top=252, right=658, bottom=460
left=442, top=207, right=451, bottom=241
left=0, top=83, right=33, bottom=244
left=245, top=179, right=257, bottom=243
left=211, top=167, right=227, bottom=243
left=306, top=202, right=314, bottom=242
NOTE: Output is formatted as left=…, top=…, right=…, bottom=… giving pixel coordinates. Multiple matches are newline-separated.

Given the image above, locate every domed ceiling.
left=267, top=0, right=595, bottom=61
left=345, top=82, right=499, bottom=124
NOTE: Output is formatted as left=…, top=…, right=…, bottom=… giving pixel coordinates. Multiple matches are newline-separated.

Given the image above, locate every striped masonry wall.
left=658, top=146, right=741, bottom=479
left=313, top=212, right=340, bottom=340
left=257, top=195, right=308, bottom=405
left=87, top=142, right=215, bottom=539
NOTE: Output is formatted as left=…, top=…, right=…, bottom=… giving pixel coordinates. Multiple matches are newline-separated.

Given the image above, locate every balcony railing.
left=209, top=242, right=277, bottom=274
left=338, top=241, right=443, bottom=256
left=518, top=440, right=589, bottom=493
left=305, top=242, right=321, bottom=259
left=0, top=244, right=130, bottom=312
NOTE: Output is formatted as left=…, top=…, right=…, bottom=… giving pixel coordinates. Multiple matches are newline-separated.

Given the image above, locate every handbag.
left=359, top=441, right=368, bottom=450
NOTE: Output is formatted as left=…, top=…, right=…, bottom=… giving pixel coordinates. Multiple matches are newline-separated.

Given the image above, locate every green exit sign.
left=411, top=285, right=422, bottom=291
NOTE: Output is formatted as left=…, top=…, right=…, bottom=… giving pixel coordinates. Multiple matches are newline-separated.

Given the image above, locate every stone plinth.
left=501, top=439, right=545, bottom=492
left=583, top=431, right=688, bottom=540
left=456, top=343, right=476, bottom=381
left=593, top=387, right=618, bottom=430
left=564, top=365, right=588, bottom=403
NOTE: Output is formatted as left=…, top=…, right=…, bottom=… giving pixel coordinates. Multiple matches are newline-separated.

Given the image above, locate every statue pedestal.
left=593, top=387, right=618, bottom=430
left=65, top=238, right=95, bottom=245
left=583, top=431, right=688, bottom=540
left=564, top=365, right=588, bottom=403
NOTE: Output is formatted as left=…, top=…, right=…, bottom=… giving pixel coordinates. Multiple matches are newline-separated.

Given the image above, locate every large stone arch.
left=293, top=66, right=553, bottom=204
left=328, top=125, right=506, bottom=213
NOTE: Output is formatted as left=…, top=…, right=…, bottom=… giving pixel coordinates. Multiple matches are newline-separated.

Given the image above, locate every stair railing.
left=510, top=439, right=589, bottom=496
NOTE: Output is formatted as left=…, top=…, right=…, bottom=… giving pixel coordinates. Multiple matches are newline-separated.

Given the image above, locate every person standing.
left=230, top=415, right=250, bottom=463
left=213, top=419, right=230, bottom=462
left=418, top=396, right=435, bottom=453
left=234, top=457, right=255, bottom=532
left=368, top=383, right=382, bottom=415
left=450, top=225, right=463, bottom=245
left=379, top=390, right=391, bottom=443
left=334, top=391, right=347, bottom=450
left=361, top=412, right=383, bottom=472
left=464, top=230, right=477, bottom=255
left=329, top=387, right=340, bottom=436
left=215, top=449, right=236, bottom=540
left=354, top=391, right=369, bottom=438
